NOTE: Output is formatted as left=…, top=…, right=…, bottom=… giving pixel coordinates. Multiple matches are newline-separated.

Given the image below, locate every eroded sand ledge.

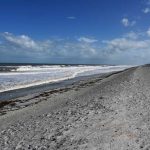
left=0, top=66, right=150, bottom=150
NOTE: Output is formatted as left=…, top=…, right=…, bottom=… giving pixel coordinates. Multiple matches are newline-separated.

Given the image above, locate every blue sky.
left=0, top=0, right=150, bottom=64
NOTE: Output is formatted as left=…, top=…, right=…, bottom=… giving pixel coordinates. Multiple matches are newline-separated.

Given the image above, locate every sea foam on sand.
left=0, top=65, right=131, bottom=93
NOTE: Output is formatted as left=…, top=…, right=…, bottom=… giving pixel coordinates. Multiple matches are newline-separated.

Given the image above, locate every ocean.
left=0, top=63, right=131, bottom=93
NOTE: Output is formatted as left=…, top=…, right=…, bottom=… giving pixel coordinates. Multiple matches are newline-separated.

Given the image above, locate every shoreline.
left=0, top=69, right=131, bottom=101
left=0, top=65, right=131, bottom=95
left=0, top=69, right=130, bottom=116
left=2, top=66, right=149, bottom=149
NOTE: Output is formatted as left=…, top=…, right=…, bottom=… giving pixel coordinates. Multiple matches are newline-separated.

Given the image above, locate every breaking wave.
left=0, top=65, right=131, bottom=93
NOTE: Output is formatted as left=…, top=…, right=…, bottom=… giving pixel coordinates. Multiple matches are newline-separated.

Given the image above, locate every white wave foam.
left=0, top=65, right=131, bottom=93
left=15, top=65, right=63, bottom=72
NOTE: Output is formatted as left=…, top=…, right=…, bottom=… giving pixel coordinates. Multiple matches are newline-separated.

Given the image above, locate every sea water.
left=0, top=64, right=131, bottom=93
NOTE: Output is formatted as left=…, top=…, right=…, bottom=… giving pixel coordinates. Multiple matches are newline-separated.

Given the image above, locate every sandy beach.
left=0, top=66, right=150, bottom=150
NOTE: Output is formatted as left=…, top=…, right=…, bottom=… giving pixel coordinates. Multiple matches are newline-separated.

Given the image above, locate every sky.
left=0, top=0, right=150, bottom=64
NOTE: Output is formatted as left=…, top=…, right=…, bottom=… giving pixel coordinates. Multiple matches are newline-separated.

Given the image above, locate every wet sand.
left=1, top=66, right=150, bottom=150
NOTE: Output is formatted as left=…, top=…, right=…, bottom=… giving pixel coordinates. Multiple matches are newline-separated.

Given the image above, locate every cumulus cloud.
left=1, top=30, right=150, bottom=64
left=102, top=36, right=150, bottom=64
left=3, top=32, right=38, bottom=49
left=124, top=31, right=139, bottom=40
left=147, top=28, right=150, bottom=36
left=0, top=32, right=98, bottom=61
left=103, top=38, right=150, bottom=51
left=143, top=7, right=150, bottom=13
left=121, top=18, right=136, bottom=27
left=121, top=18, right=129, bottom=27
left=142, top=0, right=150, bottom=14
left=78, top=37, right=98, bottom=43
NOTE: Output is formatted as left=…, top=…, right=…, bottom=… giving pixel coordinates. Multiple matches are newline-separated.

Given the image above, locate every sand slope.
left=0, top=66, right=150, bottom=150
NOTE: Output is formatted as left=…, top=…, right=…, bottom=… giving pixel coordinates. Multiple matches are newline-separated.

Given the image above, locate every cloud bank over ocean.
left=1, top=30, right=150, bottom=64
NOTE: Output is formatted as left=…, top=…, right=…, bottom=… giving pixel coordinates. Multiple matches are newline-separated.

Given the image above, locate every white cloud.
left=99, top=28, right=150, bottom=64
left=143, top=7, right=150, bottom=13
left=103, top=38, right=150, bottom=51
left=121, top=18, right=136, bottom=27
left=3, top=32, right=38, bottom=49
left=142, top=0, right=150, bottom=14
left=147, top=28, right=150, bottom=36
left=1, top=30, right=150, bottom=64
left=101, top=36, right=150, bottom=64
left=78, top=37, right=98, bottom=43
left=1, top=32, right=98, bottom=59
left=67, top=16, right=76, bottom=19
left=124, top=31, right=139, bottom=40
left=121, top=18, right=129, bottom=27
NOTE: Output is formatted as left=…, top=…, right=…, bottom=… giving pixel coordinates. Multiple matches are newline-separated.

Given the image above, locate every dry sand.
left=0, top=66, right=150, bottom=150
